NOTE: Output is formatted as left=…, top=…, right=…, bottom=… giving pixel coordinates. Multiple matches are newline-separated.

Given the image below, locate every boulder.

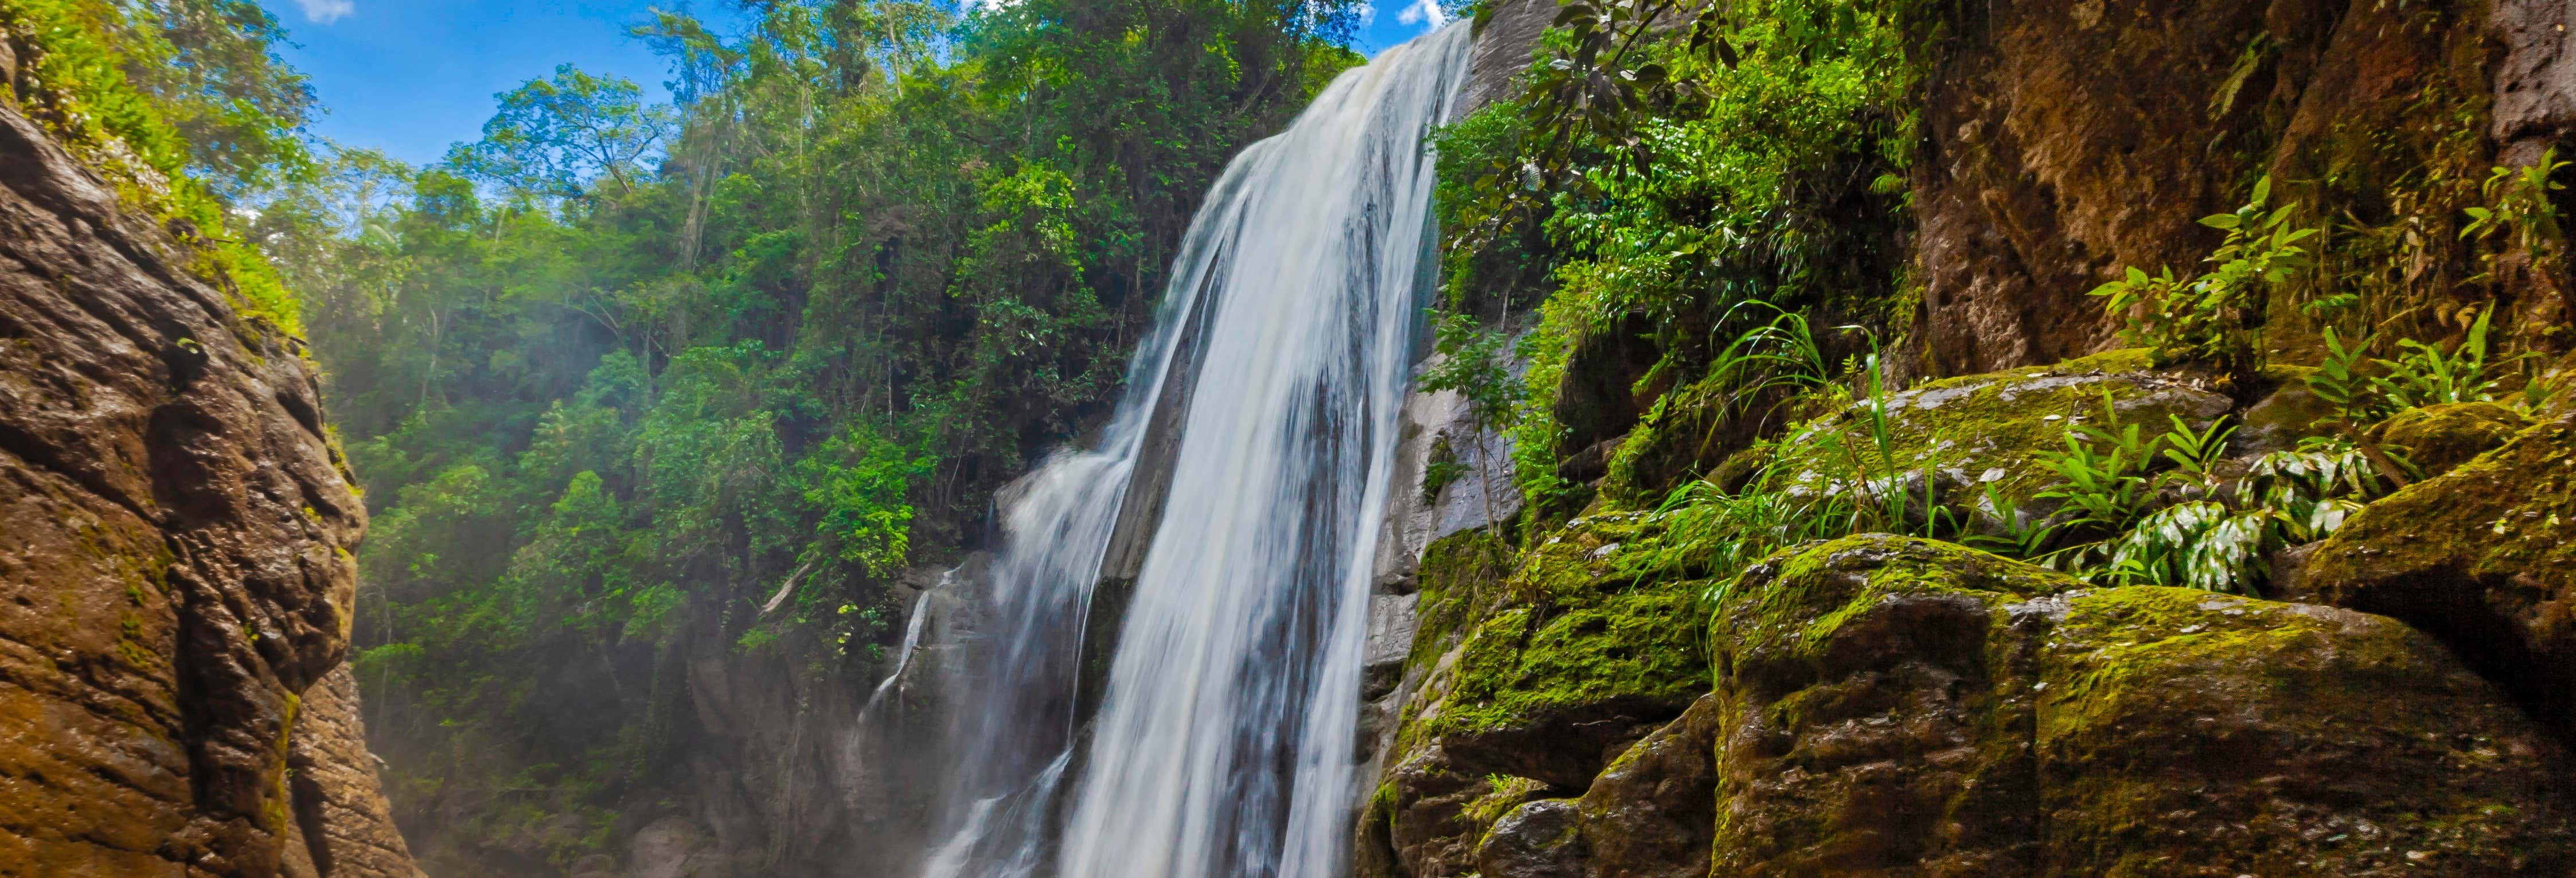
left=1709, top=535, right=2576, bottom=875
left=2361, top=401, right=2528, bottom=480
left=1360, top=744, right=1547, bottom=878
left=2308, top=412, right=2576, bottom=737
left=1766, top=349, right=2230, bottom=510
left=1477, top=798, right=1588, bottom=878
left=1571, top=694, right=1719, bottom=878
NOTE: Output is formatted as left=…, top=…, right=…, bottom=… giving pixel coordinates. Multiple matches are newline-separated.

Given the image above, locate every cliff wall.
left=0, top=96, right=417, bottom=877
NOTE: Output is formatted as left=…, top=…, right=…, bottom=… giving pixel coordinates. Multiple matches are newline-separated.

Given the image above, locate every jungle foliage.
left=235, top=0, right=1364, bottom=856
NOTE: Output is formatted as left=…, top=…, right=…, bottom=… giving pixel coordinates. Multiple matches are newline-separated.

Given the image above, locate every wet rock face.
left=2308, top=413, right=2576, bottom=739
left=1711, top=536, right=2576, bottom=875
left=0, top=103, right=395, bottom=875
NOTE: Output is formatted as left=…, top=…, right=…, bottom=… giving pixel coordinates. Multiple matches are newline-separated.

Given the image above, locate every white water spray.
left=914, top=22, right=1473, bottom=878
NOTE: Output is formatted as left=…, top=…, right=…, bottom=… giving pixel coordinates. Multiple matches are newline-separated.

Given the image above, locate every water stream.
left=912, top=22, right=1474, bottom=878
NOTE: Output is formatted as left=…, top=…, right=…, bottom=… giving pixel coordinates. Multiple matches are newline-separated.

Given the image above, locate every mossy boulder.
left=1476, top=798, right=1586, bottom=878
left=2362, top=401, right=2530, bottom=481
left=1361, top=515, right=1711, bottom=876
left=1399, top=514, right=1706, bottom=787
left=1570, top=693, right=1721, bottom=878
left=1708, top=535, right=2575, bottom=875
left=1358, top=746, right=1549, bottom=878
left=1766, top=349, right=2230, bottom=516
left=1597, top=371, right=1826, bottom=508
left=2308, top=412, right=2576, bottom=737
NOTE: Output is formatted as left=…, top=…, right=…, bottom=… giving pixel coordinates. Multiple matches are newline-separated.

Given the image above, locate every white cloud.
left=1355, top=2, right=1377, bottom=26
left=1395, top=0, right=1449, bottom=28
left=295, top=0, right=353, bottom=24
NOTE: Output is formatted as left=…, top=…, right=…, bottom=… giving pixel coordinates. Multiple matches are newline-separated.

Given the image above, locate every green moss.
left=2363, top=401, right=2528, bottom=479
left=1766, top=349, right=2225, bottom=505
left=1406, top=529, right=1519, bottom=673
left=1709, top=534, right=2576, bottom=873
left=1419, top=579, right=1704, bottom=740
left=1599, top=376, right=1835, bottom=509
left=1390, top=514, right=1710, bottom=754
left=1714, top=534, right=2074, bottom=664
left=2312, top=414, right=2576, bottom=588
left=1461, top=775, right=1550, bottom=829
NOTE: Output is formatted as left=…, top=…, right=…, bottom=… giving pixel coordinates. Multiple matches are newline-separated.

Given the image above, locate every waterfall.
left=914, top=22, right=1474, bottom=878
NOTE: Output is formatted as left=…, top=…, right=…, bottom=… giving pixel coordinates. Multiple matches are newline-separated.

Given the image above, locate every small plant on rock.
left=2030, top=395, right=2391, bottom=594
left=2090, top=177, right=2322, bottom=388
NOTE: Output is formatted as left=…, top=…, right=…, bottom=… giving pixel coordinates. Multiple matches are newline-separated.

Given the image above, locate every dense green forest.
left=245, top=0, right=1373, bottom=844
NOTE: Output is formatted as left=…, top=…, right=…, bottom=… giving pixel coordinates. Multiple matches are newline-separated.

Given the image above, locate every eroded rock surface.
left=284, top=668, right=426, bottom=878
left=0, top=101, right=405, bottom=876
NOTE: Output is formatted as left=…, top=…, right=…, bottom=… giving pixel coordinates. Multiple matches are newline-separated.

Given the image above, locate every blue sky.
left=256, top=1, right=1454, bottom=168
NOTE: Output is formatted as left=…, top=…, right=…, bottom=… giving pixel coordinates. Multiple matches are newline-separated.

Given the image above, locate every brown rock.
left=1364, top=746, right=1497, bottom=878
left=287, top=668, right=426, bottom=878
left=1572, top=694, right=1718, bottom=878
left=1709, top=535, right=2576, bottom=875
left=1477, top=798, right=1587, bottom=878
left=0, top=100, right=400, bottom=876
left=1910, top=0, right=2515, bottom=376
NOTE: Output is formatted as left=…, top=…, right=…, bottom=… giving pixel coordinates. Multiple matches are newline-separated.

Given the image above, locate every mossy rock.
left=2362, top=401, right=2530, bottom=480
left=1394, top=514, right=1704, bottom=787
left=1597, top=372, right=1826, bottom=509
left=1766, top=349, right=2230, bottom=514
left=2308, top=412, right=2576, bottom=738
left=1707, top=534, right=2576, bottom=875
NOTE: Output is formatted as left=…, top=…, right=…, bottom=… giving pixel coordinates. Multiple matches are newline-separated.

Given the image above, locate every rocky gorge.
left=4, top=0, right=2576, bottom=875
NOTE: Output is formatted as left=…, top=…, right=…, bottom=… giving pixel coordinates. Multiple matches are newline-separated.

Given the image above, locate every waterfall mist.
left=909, top=22, right=1474, bottom=878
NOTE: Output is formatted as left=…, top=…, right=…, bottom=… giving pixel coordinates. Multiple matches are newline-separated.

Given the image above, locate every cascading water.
left=914, top=22, right=1474, bottom=878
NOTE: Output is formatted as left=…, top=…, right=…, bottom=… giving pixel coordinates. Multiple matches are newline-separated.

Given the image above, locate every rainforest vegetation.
left=9, top=0, right=1373, bottom=852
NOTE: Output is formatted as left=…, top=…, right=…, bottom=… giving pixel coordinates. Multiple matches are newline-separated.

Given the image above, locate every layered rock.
left=284, top=668, right=427, bottom=878
left=0, top=99, right=413, bottom=876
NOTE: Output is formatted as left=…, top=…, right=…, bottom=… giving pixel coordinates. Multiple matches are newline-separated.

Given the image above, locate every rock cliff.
left=0, top=98, right=417, bottom=876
